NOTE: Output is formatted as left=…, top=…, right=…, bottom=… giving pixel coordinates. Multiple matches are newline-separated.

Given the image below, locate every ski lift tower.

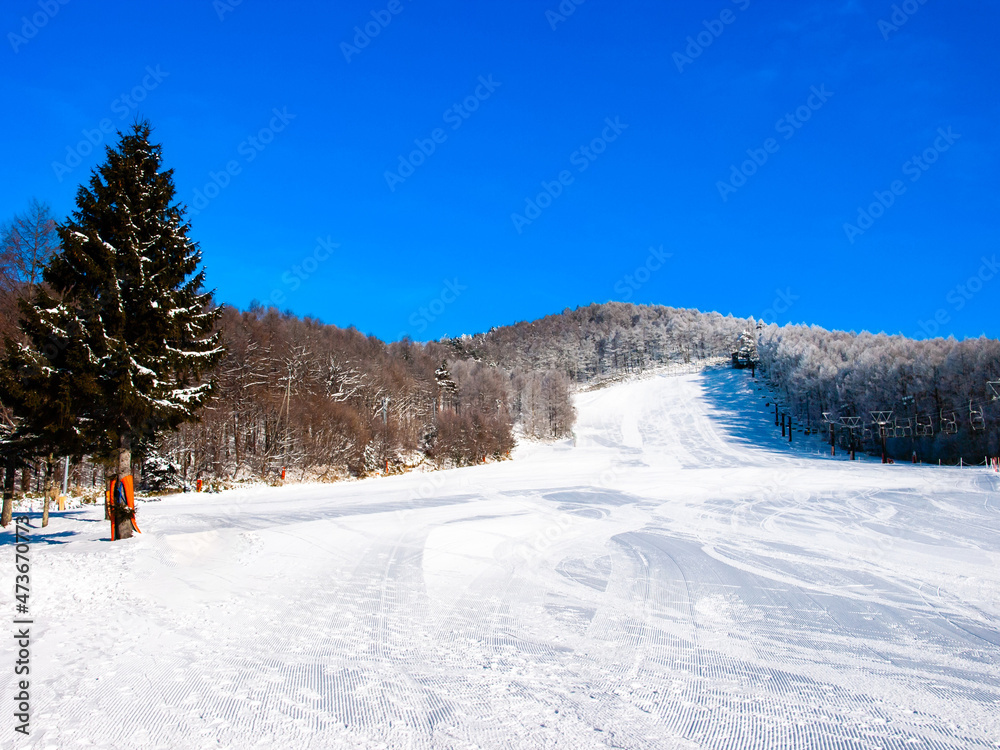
left=822, top=412, right=836, bottom=456
left=871, top=411, right=894, bottom=464
left=901, top=395, right=916, bottom=461
left=839, top=416, right=862, bottom=461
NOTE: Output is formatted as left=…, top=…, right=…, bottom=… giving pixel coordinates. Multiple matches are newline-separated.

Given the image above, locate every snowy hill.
left=3, top=367, right=999, bottom=748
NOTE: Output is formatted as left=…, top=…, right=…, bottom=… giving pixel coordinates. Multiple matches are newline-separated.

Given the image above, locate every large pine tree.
left=1, top=121, right=223, bottom=538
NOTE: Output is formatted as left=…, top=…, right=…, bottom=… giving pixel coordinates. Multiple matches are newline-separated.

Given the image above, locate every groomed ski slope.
left=3, top=368, right=1000, bottom=749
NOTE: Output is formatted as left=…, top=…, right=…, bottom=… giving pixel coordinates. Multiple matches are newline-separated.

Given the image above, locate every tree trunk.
left=233, top=415, right=241, bottom=469
left=42, top=457, right=54, bottom=528
left=1, top=460, right=13, bottom=528
left=118, top=433, right=131, bottom=478
left=113, top=433, right=135, bottom=540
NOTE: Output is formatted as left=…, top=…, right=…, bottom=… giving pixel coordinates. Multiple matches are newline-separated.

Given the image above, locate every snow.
left=3, top=368, right=999, bottom=749
left=129, top=358, right=157, bottom=378
left=164, top=343, right=226, bottom=358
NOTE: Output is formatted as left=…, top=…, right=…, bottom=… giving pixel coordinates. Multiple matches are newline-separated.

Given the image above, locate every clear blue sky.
left=2, top=0, right=997, bottom=342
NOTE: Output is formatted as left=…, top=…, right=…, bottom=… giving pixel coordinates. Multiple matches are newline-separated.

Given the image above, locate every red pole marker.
left=196, top=478, right=202, bottom=492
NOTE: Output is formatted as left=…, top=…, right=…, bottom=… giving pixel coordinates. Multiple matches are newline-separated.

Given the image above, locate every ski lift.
left=894, top=418, right=912, bottom=438
left=915, top=415, right=934, bottom=437
left=941, top=410, right=958, bottom=435
left=989, top=381, right=1000, bottom=402
left=863, top=427, right=873, bottom=441
left=870, top=411, right=894, bottom=427
left=970, top=402, right=986, bottom=432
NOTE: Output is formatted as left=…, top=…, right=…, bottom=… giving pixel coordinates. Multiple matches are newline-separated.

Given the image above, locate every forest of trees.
left=459, top=303, right=999, bottom=463
left=0, top=265, right=572, bottom=491
left=156, top=307, right=527, bottom=485
left=754, top=324, right=1000, bottom=463
left=0, top=194, right=576, bottom=493
left=444, top=302, right=750, bottom=381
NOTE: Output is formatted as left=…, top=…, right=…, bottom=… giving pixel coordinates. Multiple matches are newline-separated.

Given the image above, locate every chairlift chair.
left=916, top=415, right=934, bottom=437
left=941, top=410, right=958, bottom=435
left=970, top=403, right=986, bottom=432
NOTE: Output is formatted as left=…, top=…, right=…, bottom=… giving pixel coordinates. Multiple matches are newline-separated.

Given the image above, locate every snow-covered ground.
left=3, top=369, right=999, bottom=749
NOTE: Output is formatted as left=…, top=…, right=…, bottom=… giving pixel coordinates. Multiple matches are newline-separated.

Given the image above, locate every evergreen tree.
left=0, top=121, right=223, bottom=538
left=0, top=338, right=85, bottom=527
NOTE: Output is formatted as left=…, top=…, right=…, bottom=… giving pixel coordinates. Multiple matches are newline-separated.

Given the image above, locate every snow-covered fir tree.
left=1, top=121, right=223, bottom=538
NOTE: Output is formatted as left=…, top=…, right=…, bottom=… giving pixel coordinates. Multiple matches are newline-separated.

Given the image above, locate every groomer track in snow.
left=3, top=368, right=999, bottom=749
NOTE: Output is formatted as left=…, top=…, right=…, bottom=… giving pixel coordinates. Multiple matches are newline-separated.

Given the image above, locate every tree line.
left=444, top=302, right=750, bottom=382
left=754, top=324, right=1000, bottom=463
left=445, top=302, right=999, bottom=462
left=0, top=207, right=573, bottom=496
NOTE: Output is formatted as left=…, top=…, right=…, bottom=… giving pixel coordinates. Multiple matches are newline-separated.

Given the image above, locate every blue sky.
left=2, top=0, right=997, bottom=342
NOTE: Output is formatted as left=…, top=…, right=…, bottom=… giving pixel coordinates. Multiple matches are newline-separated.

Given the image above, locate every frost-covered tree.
left=0, top=198, right=59, bottom=298
left=513, top=369, right=574, bottom=439
left=1, top=121, right=223, bottom=538
left=755, top=324, right=1000, bottom=463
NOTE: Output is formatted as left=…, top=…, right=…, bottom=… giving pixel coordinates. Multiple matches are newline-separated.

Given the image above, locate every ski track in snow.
left=3, top=369, right=1000, bottom=749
